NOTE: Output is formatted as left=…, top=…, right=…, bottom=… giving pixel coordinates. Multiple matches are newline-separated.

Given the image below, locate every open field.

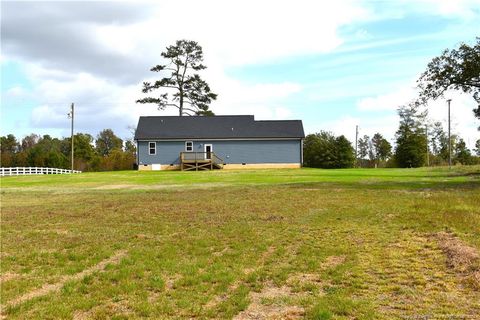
left=1, top=167, right=480, bottom=319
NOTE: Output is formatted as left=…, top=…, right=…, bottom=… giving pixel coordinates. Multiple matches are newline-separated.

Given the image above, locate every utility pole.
left=68, top=103, right=75, bottom=172
left=447, top=99, right=451, bottom=169
left=355, top=125, right=359, bottom=168
left=426, top=124, right=429, bottom=167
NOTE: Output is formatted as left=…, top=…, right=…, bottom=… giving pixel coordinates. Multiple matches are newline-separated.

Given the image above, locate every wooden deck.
left=180, top=152, right=224, bottom=171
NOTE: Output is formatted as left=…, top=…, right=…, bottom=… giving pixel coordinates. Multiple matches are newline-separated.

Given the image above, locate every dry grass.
left=0, top=273, right=19, bottom=283
left=72, top=298, right=133, bottom=320
left=234, top=255, right=347, bottom=319
left=204, top=246, right=276, bottom=310
left=3, top=250, right=127, bottom=311
left=436, top=231, right=480, bottom=290
left=1, top=168, right=479, bottom=319
left=233, top=282, right=304, bottom=320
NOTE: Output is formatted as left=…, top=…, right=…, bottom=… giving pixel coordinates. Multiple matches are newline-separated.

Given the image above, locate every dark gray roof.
left=134, top=115, right=304, bottom=140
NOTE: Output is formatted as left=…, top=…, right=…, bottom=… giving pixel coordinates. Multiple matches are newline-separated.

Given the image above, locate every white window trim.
left=185, top=141, right=193, bottom=152
left=204, top=144, right=212, bottom=160
left=149, top=142, right=156, bottom=155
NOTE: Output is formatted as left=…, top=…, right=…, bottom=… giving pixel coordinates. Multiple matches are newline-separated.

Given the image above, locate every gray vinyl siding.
left=137, top=140, right=302, bottom=165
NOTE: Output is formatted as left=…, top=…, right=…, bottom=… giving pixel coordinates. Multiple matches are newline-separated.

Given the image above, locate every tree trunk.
left=179, top=89, right=183, bottom=116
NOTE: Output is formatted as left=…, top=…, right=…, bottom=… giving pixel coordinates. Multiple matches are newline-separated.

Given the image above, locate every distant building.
left=134, top=115, right=304, bottom=170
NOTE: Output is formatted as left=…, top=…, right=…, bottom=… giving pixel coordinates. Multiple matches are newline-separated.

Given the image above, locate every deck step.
left=180, top=152, right=224, bottom=171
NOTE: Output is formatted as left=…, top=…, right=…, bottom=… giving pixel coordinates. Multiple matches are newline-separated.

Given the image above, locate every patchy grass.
left=1, top=167, right=479, bottom=319
left=435, top=232, right=480, bottom=290
left=1, top=166, right=479, bottom=190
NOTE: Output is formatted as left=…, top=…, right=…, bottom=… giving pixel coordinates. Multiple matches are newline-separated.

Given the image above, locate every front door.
left=204, top=144, right=212, bottom=160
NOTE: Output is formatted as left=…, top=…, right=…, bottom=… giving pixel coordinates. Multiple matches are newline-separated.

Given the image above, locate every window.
left=149, top=142, right=156, bottom=155
left=185, top=141, right=193, bottom=152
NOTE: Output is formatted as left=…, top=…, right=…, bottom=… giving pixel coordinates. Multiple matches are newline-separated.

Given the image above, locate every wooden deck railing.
left=180, top=152, right=224, bottom=171
left=0, top=167, right=82, bottom=176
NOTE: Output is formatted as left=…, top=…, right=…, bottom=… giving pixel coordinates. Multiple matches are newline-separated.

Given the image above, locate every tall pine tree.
left=395, top=103, right=428, bottom=168
left=137, top=40, right=217, bottom=116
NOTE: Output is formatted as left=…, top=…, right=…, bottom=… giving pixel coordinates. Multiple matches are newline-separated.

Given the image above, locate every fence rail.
left=0, top=167, right=82, bottom=176
left=180, top=152, right=224, bottom=171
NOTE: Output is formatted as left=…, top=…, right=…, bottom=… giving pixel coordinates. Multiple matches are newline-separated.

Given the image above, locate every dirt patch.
left=231, top=254, right=338, bottom=319
left=261, top=215, right=285, bottom=222
left=165, top=274, right=182, bottom=290
left=435, top=232, right=480, bottom=289
left=94, top=182, right=231, bottom=191
left=261, top=246, right=276, bottom=262
left=204, top=284, right=238, bottom=309
left=321, top=255, right=346, bottom=269
left=0, top=272, right=19, bottom=283
left=73, top=299, right=132, bottom=320
left=287, top=273, right=324, bottom=287
left=134, top=233, right=152, bottom=239
left=4, top=250, right=127, bottom=309
left=94, top=184, right=134, bottom=190
left=205, top=246, right=276, bottom=310
left=212, top=246, right=231, bottom=257
left=53, top=229, right=69, bottom=235
left=32, top=229, right=69, bottom=235
left=243, top=268, right=256, bottom=275
left=233, top=282, right=304, bottom=320
left=147, top=291, right=161, bottom=304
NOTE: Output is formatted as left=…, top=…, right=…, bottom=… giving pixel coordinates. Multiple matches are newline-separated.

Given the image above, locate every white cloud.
left=139, top=0, right=371, bottom=67
left=426, top=91, right=479, bottom=148
left=410, top=0, right=480, bottom=19
left=3, top=0, right=372, bottom=137
left=5, top=86, right=27, bottom=97
left=312, top=114, right=399, bottom=146
left=31, top=105, right=68, bottom=127
left=23, top=59, right=303, bottom=138
left=357, top=84, right=416, bottom=111
left=25, top=68, right=158, bottom=138
left=362, top=0, right=480, bottom=21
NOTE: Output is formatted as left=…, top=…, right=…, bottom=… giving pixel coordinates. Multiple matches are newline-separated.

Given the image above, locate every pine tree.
left=137, top=40, right=217, bottom=116
left=395, top=103, right=428, bottom=168
left=454, top=138, right=473, bottom=165
left=371, top=133, right=392, bottom=166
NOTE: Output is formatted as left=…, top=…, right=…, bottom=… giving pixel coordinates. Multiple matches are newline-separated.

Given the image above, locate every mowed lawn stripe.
left=3, top=250, right=127, bottom=310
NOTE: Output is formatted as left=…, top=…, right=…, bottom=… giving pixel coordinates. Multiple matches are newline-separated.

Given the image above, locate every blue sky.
left=1, top=0, right=479, bottom=147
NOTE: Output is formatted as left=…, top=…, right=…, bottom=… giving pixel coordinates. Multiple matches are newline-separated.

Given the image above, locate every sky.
left=1, top=0, right=480, bottom=148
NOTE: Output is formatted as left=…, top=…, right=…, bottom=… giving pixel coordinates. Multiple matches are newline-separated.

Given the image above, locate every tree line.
left=2, top=120, right=478, bottom=171
left=0, top=129, right=135, bottom=171
left=303, top=105, right=480, bottom=169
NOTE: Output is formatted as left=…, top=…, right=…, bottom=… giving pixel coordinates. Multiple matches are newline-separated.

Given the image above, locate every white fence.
left=0, top=167, right=82, bottom=176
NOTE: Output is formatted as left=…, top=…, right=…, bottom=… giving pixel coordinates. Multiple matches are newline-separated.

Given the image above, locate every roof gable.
left=134, top=115, right=304, bottom=140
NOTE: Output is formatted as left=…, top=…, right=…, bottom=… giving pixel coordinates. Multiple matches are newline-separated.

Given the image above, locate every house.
left=134, top=115, right=305, bottom=170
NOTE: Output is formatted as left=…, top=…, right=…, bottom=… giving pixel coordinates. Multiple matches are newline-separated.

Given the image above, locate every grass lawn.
left=1, top=167, right=479, bottom=319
